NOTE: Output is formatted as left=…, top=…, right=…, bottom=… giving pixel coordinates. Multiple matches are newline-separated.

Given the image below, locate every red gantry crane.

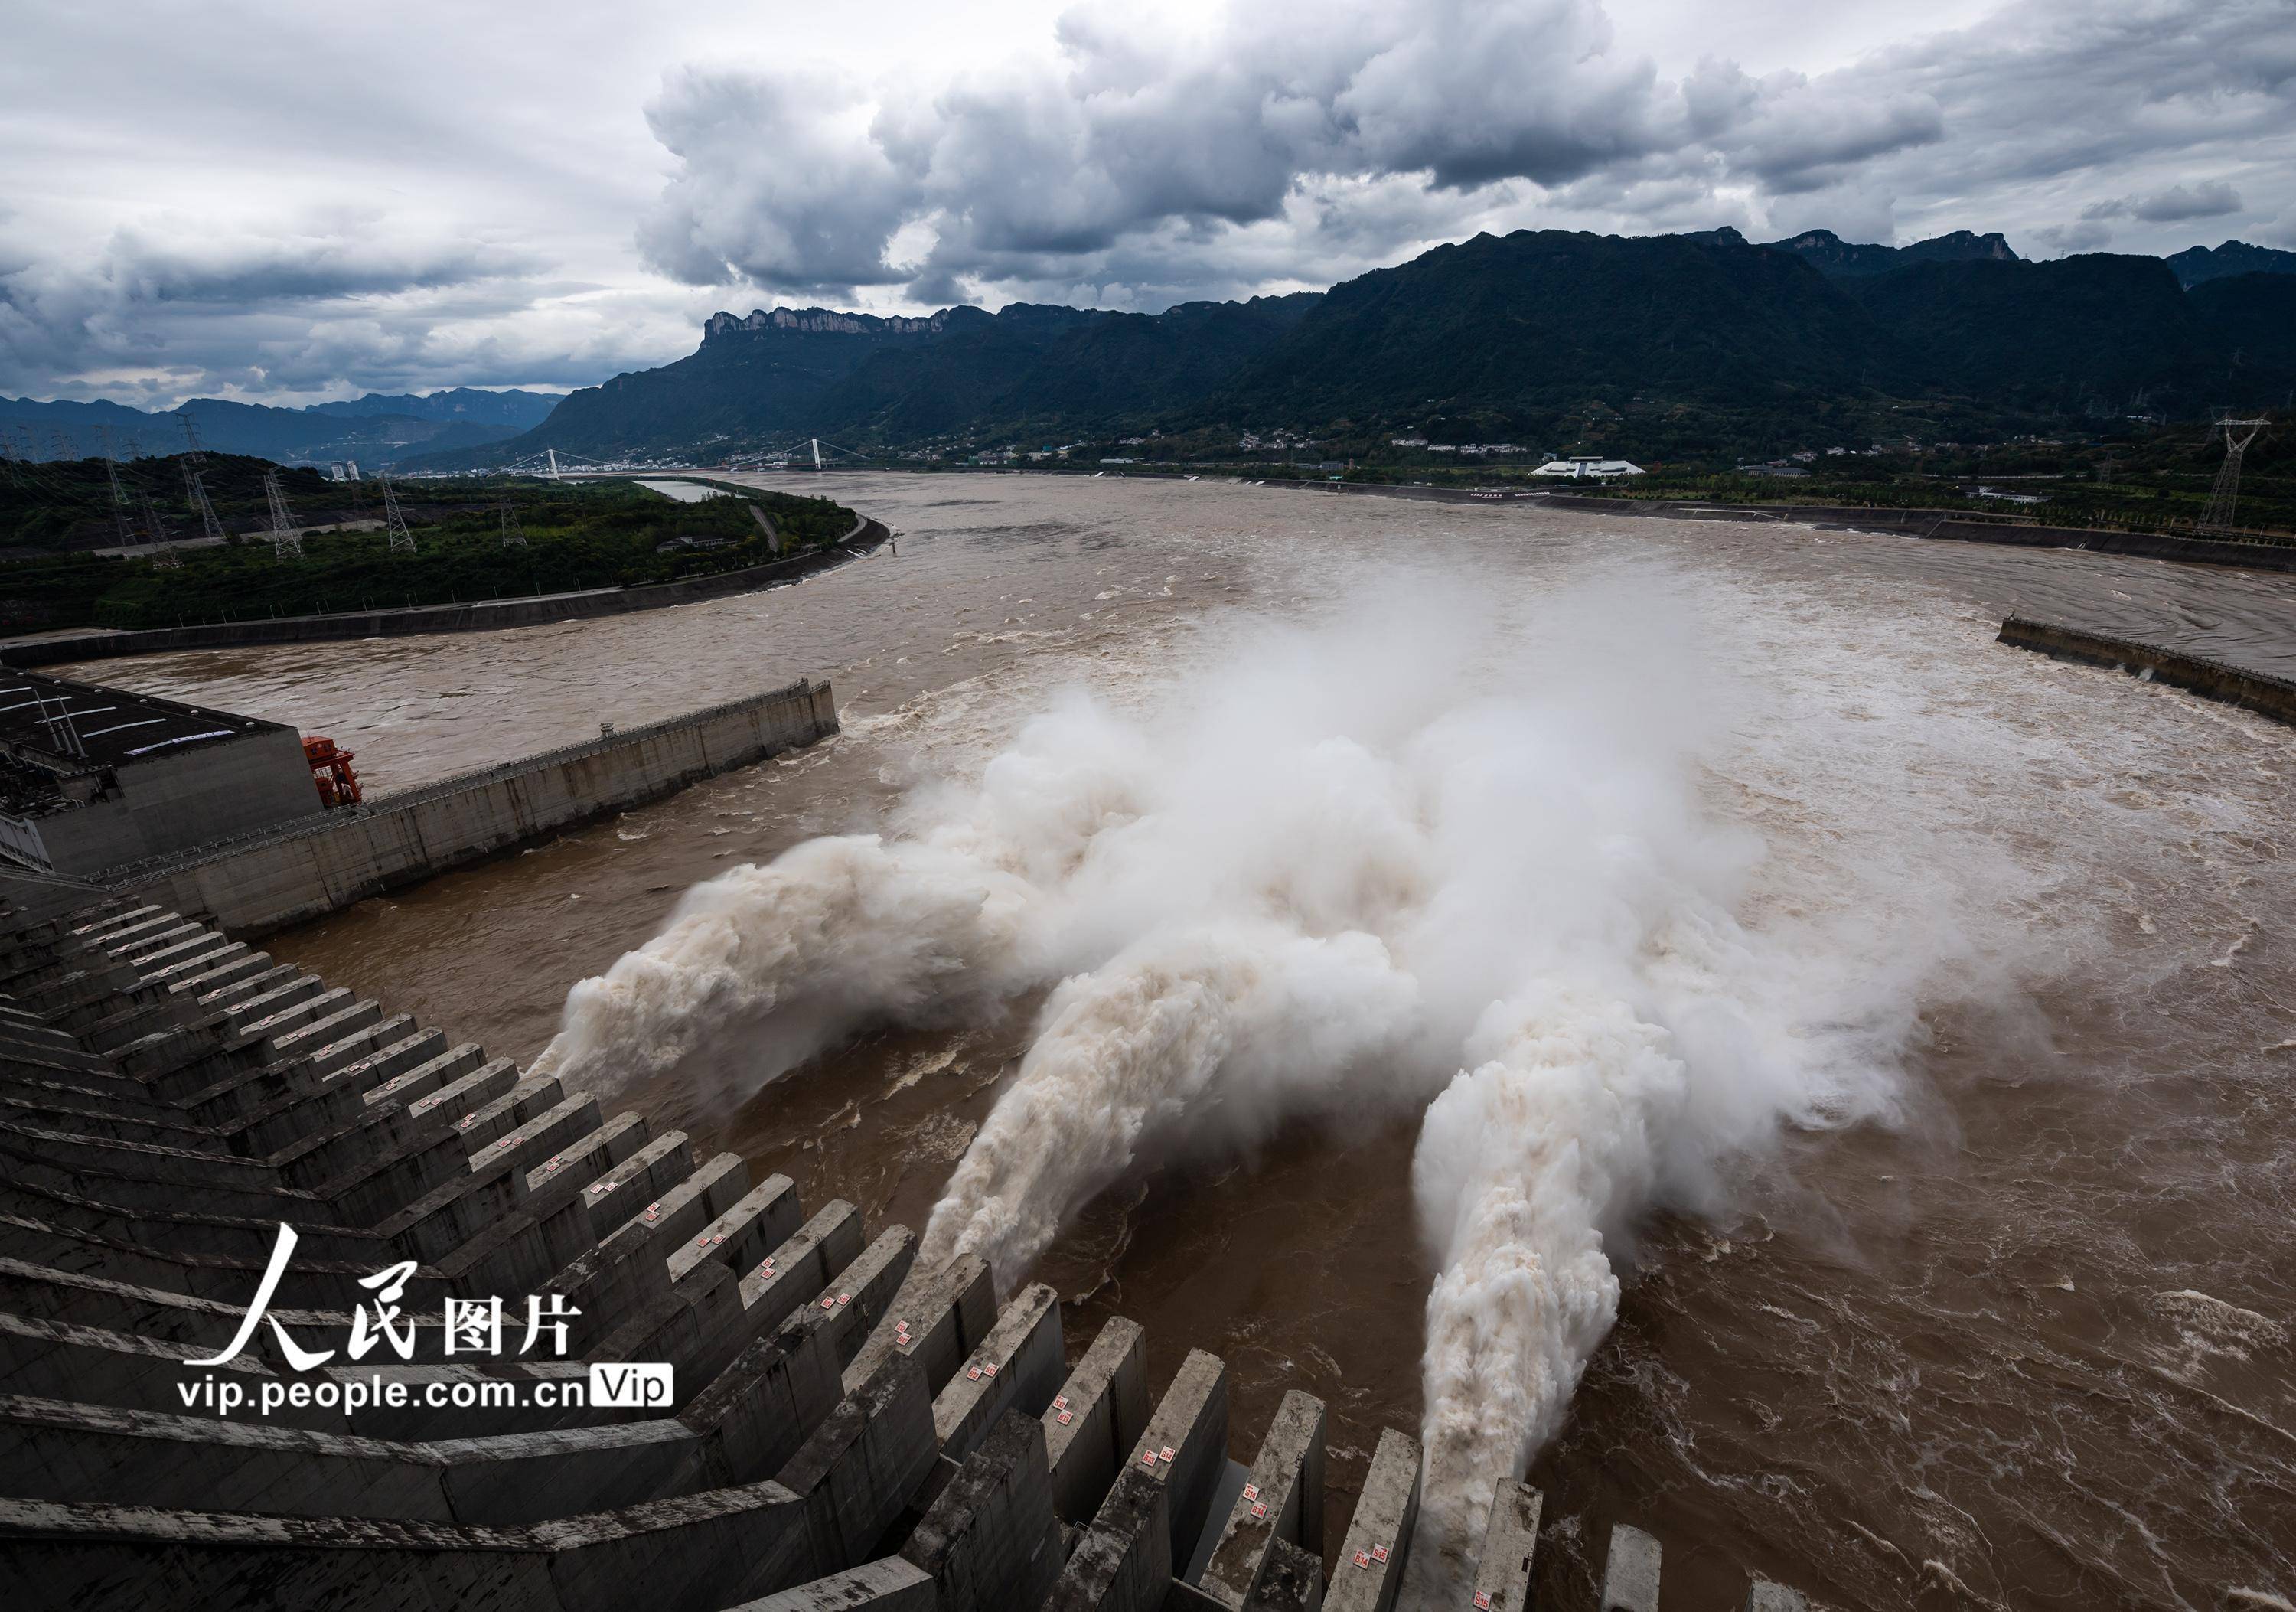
left=302, top=735, right=363, bottom=808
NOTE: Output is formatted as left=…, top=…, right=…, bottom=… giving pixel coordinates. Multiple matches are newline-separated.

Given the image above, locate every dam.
left=0, top=871, right=1791, bottom=1610
left=5, top=473, right=2294, bottom=1609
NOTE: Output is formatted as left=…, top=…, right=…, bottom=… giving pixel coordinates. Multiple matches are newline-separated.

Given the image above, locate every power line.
left=263, top=468, right=304, bottom=558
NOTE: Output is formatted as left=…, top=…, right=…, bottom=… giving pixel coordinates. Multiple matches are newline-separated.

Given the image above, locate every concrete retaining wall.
left=1, top=518, right=886, bottom=670
left=108, top=678, right=840, bottom=937
left=1997, top=616, right=2296, bottom=726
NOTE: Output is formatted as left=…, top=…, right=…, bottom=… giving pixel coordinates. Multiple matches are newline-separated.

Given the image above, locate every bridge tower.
left=811, top=437, right=823, bottom=471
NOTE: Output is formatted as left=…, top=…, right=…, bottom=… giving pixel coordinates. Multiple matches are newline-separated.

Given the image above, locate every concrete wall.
left=19, top=727, right=322, bottom=876
left=1997, top=616, right=2296, bottom=727
left=114, top=678, right=840, bottom=937
left=1, top=518, right=885, bottom=670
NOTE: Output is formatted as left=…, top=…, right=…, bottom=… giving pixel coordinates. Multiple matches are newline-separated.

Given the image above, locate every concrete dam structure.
left=112, top=677, right=843, bottom=938
left=0, top=882, right=1818, bottom=1612
left=0, top=887, right=1815, bottom=1608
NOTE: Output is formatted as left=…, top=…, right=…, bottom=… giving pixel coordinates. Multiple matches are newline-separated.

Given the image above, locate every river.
left=59, top=473, right=2296, bottom=1610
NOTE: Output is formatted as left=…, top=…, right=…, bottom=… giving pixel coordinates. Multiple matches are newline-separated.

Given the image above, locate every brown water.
left=66, top=475, right=2296, bottom=1610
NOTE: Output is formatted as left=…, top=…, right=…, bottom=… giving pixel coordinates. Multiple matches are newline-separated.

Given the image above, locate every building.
left=1530, top=455, right=1647, bottom=479
left=0, top=672, right=324, bottom=876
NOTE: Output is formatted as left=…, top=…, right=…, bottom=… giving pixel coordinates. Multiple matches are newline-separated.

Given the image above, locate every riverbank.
left=0, top=514, right=887, bottom=668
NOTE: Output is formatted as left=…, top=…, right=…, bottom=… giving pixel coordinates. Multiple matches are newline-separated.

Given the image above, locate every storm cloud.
left=3, top=0, right=2291, bottom=406
left=637, top=0, right=2292, bottom=311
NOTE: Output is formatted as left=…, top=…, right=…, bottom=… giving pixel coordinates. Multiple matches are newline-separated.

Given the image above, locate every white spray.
left=540, top=561, right=2025, bottom=1581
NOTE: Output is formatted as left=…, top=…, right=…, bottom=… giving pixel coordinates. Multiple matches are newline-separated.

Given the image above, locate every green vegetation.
left=410, top=229, right=2296, bottom=475
left=0, top=462, right=854, bottom=635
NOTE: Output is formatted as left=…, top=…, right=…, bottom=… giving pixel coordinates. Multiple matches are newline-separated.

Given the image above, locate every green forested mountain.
left=403, top=229, right=2296, bottom=466
left=2165, top=240, right=2296, bottom=288
left=1208, top=230, right=1901, bottom=428
left=0, top=390, right=555, bottom=465
left=508, top=294, right=1319, bottom=456
left=1761, top=227, right=2020, bottom=276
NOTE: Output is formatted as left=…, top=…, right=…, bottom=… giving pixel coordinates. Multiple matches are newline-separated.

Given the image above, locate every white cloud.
left=2, top=0, right=2292, bottom=403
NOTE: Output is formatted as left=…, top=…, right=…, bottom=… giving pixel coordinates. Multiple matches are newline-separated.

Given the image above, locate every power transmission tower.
left=379, top=472, right=416, bottom=553
left=96, top=427, right=135, bottom=547
left=180, top=413, right=206, bottom=465
left=263, top=468, right=304, bottom=557
left=2199, top=416, right=2270, bottom=534
left=498, top=496, right=527, bottom=548
left=187, top=467, right=227, bottom=545
left=0, top=427, right=22, bottom=487
left=141, top=497, right=182, bottom=568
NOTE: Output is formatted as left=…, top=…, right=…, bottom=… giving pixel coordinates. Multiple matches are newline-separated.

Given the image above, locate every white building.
left=1531, top=455, right=1646, bottom=479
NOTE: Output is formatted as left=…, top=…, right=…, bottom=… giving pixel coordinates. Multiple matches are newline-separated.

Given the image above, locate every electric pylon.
left=96, top=427, right=135, bottom=547
left=499, top=496, right=527, bottom=548
left=142, top=497, right=182, bottom=568
left=180, top=413, right=206, bottom=465
left=263, top=469, right=303, bottom=558
left=379, top=472, right=416, bottom=553
left=2199, top=416, right=2270, bottom=533
left=188, top=468, right=227, bottom=544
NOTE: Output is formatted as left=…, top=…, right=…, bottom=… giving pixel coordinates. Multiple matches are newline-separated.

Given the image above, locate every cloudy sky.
left=3, top=0, right=2289, bottom=408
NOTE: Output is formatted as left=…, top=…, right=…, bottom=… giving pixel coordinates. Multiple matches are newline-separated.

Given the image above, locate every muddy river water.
left=64, top=475, right=2296, bottom=1609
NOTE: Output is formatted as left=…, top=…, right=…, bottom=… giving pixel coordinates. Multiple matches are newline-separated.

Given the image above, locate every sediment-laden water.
left=65, top=475, right=2296, bottom=1610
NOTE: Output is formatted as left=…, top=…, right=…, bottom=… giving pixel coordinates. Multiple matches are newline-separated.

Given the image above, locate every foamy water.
left=146, top=473, right=2294, bottom=1608
left=530, top=556, right=2099, bottom=1586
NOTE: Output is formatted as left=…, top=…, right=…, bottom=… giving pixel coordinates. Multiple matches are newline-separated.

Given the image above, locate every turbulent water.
left=77, top=475, right=2296, bottom=1609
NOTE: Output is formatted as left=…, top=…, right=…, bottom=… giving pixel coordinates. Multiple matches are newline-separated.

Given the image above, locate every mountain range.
left=407, top=230, right=2296, bottom=467
left=0, top=388, right=562, bottom=466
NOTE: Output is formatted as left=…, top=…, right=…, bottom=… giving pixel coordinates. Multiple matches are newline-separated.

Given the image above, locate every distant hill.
left=0, top=389, right=556, bottom=465
left=409, top=225, right=2294, bottom=467
left=1208, top=230, right=1899, bottom=426
left=1763, top=227, right=2020, bottom=276
left=302, top=387, right=561, bottom=428
left=2164, top=240, right=2296, bottom=288
left=465, top=293, right=1321, bottom=462
left=15, top=230, right=2290, bottom=475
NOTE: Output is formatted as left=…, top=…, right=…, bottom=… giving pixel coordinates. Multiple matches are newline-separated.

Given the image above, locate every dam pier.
left=0, top=874, right=1807, bottom=1610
